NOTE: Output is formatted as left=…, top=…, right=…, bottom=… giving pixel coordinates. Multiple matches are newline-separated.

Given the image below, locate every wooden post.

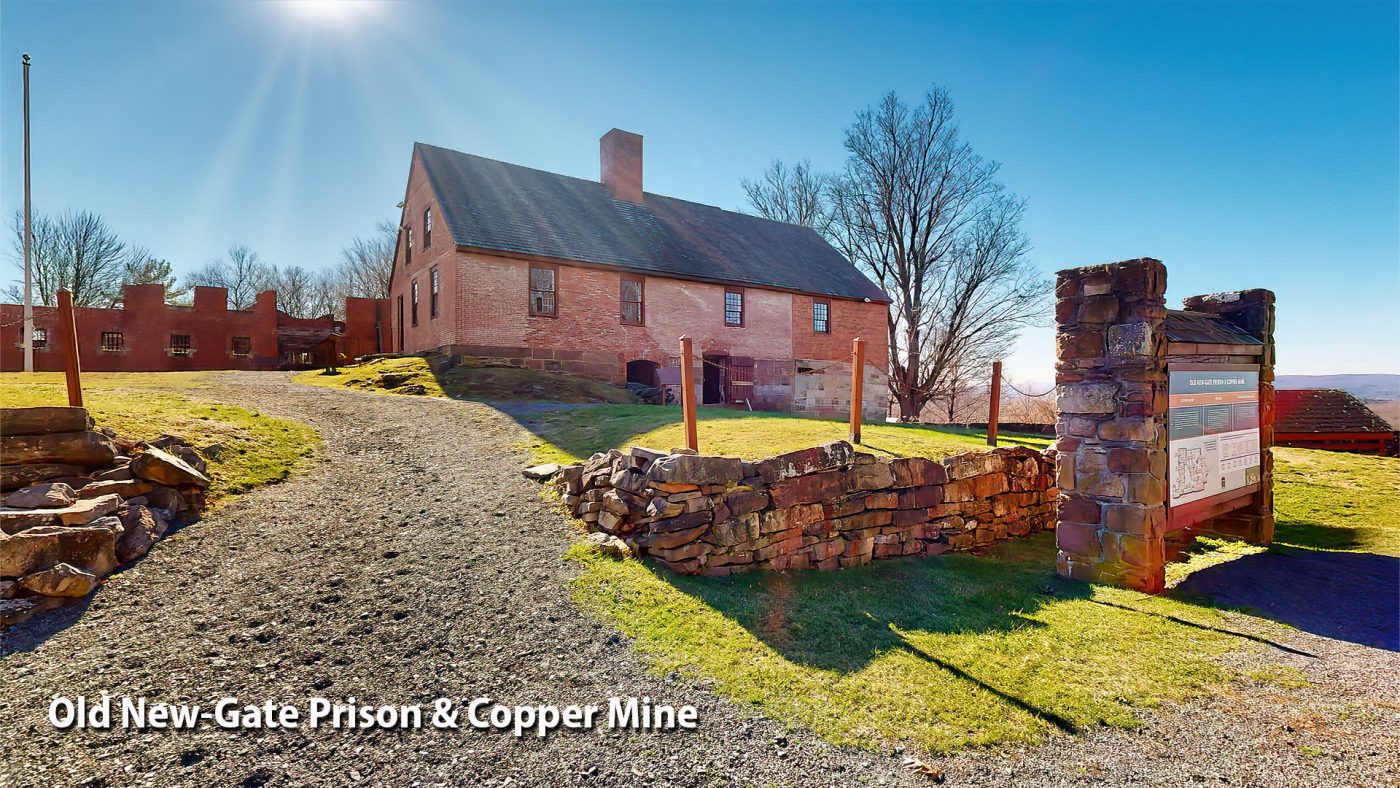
left=57, top=289, right=83, bottom=407
left=678, top=335, right=699, bottom=452
left=987, top=359, right=1002, bottom=447
left=849, top=337, right=865, bottom=444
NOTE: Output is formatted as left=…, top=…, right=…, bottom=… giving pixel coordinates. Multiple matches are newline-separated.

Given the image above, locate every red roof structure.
left=1274, top=389, right=1397, bottom=456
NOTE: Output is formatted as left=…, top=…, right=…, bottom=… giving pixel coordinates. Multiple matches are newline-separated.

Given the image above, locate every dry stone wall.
left=555, top=440, right=1057, bottom=575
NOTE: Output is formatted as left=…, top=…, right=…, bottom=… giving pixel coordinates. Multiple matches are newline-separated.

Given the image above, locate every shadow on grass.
left=1272, top=518, right=1368, bottom=552
left=660, top=534, right=1089, bottom=674
left=1172, top=543, right=1399, bottom=651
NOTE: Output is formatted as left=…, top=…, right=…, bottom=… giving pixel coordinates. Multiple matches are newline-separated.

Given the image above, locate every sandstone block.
left=77, top=479, right=155, bottom=500
left=1107, top=322, right=1154, bottom=356
left=769, top=470, right=846, bottom=508
left=0, top=407, right=91, bottom=437
left=131, top=448, right=210, bottom=488
left=1057, top=383, right=1119, bottom=414
left=724, top=488, right=769, bottom=517
left=648, top=523, right=709, bottom=550
left=0, top=524, right=118, bottom=578
left=4, top=482, right=77, bottom=509
left=1, top=431, right=116, bottom=468
left=847, top=462, right=895, bottom=491
left=609, top=468, right=648, bottom=494
left=753, top=441, right=854, bottom=484
left=1078, top=295, right=1119, bottom=323
left=888, top=457, right=947, bottom=487
left=19, top=562, right=97, bottom=597
left=1, top=463, right=88, bottom=493
left=0, top=508, right=58, bottom=535
left=1056, top=521, right=1100, bottom=559
left=648, top=453, right=745, bottom=486
left=56, top=494, right=123, bottom=527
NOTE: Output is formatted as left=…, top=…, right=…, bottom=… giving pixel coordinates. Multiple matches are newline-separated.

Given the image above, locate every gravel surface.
left=2, top=373, right=1396, bottom=787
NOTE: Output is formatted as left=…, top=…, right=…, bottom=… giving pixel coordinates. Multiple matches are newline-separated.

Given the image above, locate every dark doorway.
left=626, top=359, right=660, bottom=388
left=396, top=296, right=405, bottom=352
left=702, top=354, right=728, bottom=404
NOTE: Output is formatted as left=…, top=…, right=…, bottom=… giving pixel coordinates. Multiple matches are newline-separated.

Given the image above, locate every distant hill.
left=1275, top=374, right=1400, bottom=401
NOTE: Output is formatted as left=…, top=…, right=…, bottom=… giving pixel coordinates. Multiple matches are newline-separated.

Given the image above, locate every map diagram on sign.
left=1167, top=366, right=1261, bottom=508
left=1173, top=446, right=1208, bottom=497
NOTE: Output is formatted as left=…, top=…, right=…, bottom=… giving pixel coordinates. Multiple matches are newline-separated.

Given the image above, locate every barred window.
left=430, top=266, right=440, bottom=318
left=231, top=336, right=252, bottom=356
left=170, top=334, right=192, bottom=356
left=31, top=328, right=47, bottom=349
left=100, top=331, right=124, bottom=352
left=530, top=264, right=557, bottom=317
left=724, top=289, right=744, bottom=327
left=423, top=207, right=433, bottom=248
left=620, top=276, right=644, bottom=325
left=813, top=299, right=830, bottom=333
left=411, top=279, right=420, bottom=326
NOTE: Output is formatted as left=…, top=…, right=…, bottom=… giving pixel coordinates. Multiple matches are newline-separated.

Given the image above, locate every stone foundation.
left=554, top=440, right=1057, bottom=575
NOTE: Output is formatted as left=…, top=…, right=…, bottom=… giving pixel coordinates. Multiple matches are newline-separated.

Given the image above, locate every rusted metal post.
left=57, top=289, right=83, bottom=407
left=678, top=335, right=699, bottom=452
left=987, top=359, right=1002, bottom=446
left=849, top=337, right=865, bottom=444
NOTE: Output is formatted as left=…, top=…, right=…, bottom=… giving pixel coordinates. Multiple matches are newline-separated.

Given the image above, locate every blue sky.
left=1, top=0, right=1396, bottom=381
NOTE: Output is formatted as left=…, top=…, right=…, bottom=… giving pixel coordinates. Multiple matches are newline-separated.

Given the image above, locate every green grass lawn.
left=559, top=406, right=1399, bottom=755
left=0, top=372, right=318, bottom=503
left=522, top=403, right=1051, bottom=466
left=293, top=356, right=638, bottom=404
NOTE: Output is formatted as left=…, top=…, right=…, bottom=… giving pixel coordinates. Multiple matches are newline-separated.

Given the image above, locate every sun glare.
left=279, top=0, right=375, bottom=25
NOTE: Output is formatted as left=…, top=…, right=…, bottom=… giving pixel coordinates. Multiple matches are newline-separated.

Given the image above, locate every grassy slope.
left=293, top=357, right=638, bottom=404
left=523, top=404, right=1051, bottom=466
left=561, top=409, right=1398, bottom=754
left=0, top=372, right=317, bottom=502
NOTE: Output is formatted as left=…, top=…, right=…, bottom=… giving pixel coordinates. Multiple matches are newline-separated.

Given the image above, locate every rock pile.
left=553, top=440, right=1057, bottom=575
left=1, top=406, right=211, bottom=625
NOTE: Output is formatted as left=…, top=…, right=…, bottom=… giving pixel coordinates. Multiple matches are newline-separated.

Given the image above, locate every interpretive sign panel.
left=1167, top=364, right=1260, bottom=508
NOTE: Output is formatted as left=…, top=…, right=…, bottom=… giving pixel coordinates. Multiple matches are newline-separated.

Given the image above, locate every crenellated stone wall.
left=554, top=441, right=1057, bottom=575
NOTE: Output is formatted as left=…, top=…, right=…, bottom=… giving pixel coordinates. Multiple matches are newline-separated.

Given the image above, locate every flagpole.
left=22, top=53, right=34, bottom=373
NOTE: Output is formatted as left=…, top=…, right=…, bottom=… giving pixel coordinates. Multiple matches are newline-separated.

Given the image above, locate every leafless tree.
left=308, top=269, right=345, bottom=320
left=186, top=244, right=276, bottom=310
left=741, top=160, right=830, bottom=229
left=335, top=220, right=396, bottom=301
left=820, top=88, right=1048, bottom=420
left=271, top=265, right=318, bottom=318
left=7, top=209, right=128, bottom=307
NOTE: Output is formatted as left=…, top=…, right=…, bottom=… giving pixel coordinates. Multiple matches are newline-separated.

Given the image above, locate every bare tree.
left=272, top=265, right=317, bottom=318
left=308, top=269, right=345, bottom=320
left=822, top=88, right=1049, bottom=420
left=335, top=219, right=396, bottom=301
left=7, top=209, right=128, bottom=307
left=186, top=244, right=276, bottom=310
left=741, top=160, right=830, bottom=229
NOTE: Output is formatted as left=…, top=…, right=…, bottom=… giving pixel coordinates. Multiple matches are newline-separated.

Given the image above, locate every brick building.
left=387, top=130, right=891, bottom=418
left=1, top=284, right=390, bottom=372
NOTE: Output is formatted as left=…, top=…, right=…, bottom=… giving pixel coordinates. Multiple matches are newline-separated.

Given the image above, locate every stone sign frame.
left=1052, top=258, right=1276, bottom=593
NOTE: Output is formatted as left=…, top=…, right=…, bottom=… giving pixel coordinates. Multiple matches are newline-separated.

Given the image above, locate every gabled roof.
left=1165, top=310, right=1263, bottom=345
left=1275, top=389, right=1395, bottom=434
left=413, top=143, right=890, bottom=303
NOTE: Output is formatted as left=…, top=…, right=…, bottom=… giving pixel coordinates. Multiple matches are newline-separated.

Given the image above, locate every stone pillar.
left=1180, top=289, right=1277, bottom=544
left=1054, top=258, right=1169, bottom=593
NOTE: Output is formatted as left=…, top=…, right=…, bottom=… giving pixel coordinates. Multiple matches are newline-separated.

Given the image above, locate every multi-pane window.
left=170, top=334, right=192, bottom=356
left=100, top=331, right=124, bottom=352
left=430, top=267, right=440, bottom=318
left=724, top=289, right=744, bottom=327
left=529, top=264, right=557, bottom=316
left=231, top=336, right=252, bottom=356
left=813, top=299, right=830, bottom=333
left=405, top=227, right=413, bottom=266
left=423, top=207, right=433, bottom=248
left=411, top=279, right=420, bottom=326
left=620, top=276, right=644, bottom=325
left=31, top=328, right=47, bottom=349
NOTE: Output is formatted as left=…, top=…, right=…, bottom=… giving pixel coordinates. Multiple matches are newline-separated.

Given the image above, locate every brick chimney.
left=600, top=129, right=643, bottom=202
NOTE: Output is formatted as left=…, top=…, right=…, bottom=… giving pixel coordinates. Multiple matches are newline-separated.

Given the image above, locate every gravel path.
left=2, top=373, right=1396, bottom=786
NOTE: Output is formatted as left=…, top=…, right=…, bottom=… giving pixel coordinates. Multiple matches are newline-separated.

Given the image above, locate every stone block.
left=0, top=523, right=119, bottom=578
left=1055, top=521, right=1100, bottom=559
left=1057, top=383, right=1119, bottom=414
left=1058, top=494, right=1101, bottom=525
left=753, top=441, right=854, bottom=484
left=1098, top=418, right=1156, bottom=443
left=1107, top=322, right=1154, bottom=356
left=847, top=462, right=895, bottom=491
left=1078, top=296, right=1119, bottom=324
left=648, top=523, right=710, bottom=550
left=1075, top=470, right=1125, bottom=498
left=889, top=457, right=946, bottom=487
left=863, top=491, right=899, bottom=509
left=897, top=486, right=941, bottom=509
left=1125, top=474, right=1164, bottom=505
left=1, top=431, right=116, bottom=468
left=725, top=489, right=769, bottom=517
left=0, top=407, right=91, bottom=437
left=769, top=470, right=847, bottom=508
left=648, top=454, right=745, bottom=486
left=1057, top=328, right=1104, bottom=359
